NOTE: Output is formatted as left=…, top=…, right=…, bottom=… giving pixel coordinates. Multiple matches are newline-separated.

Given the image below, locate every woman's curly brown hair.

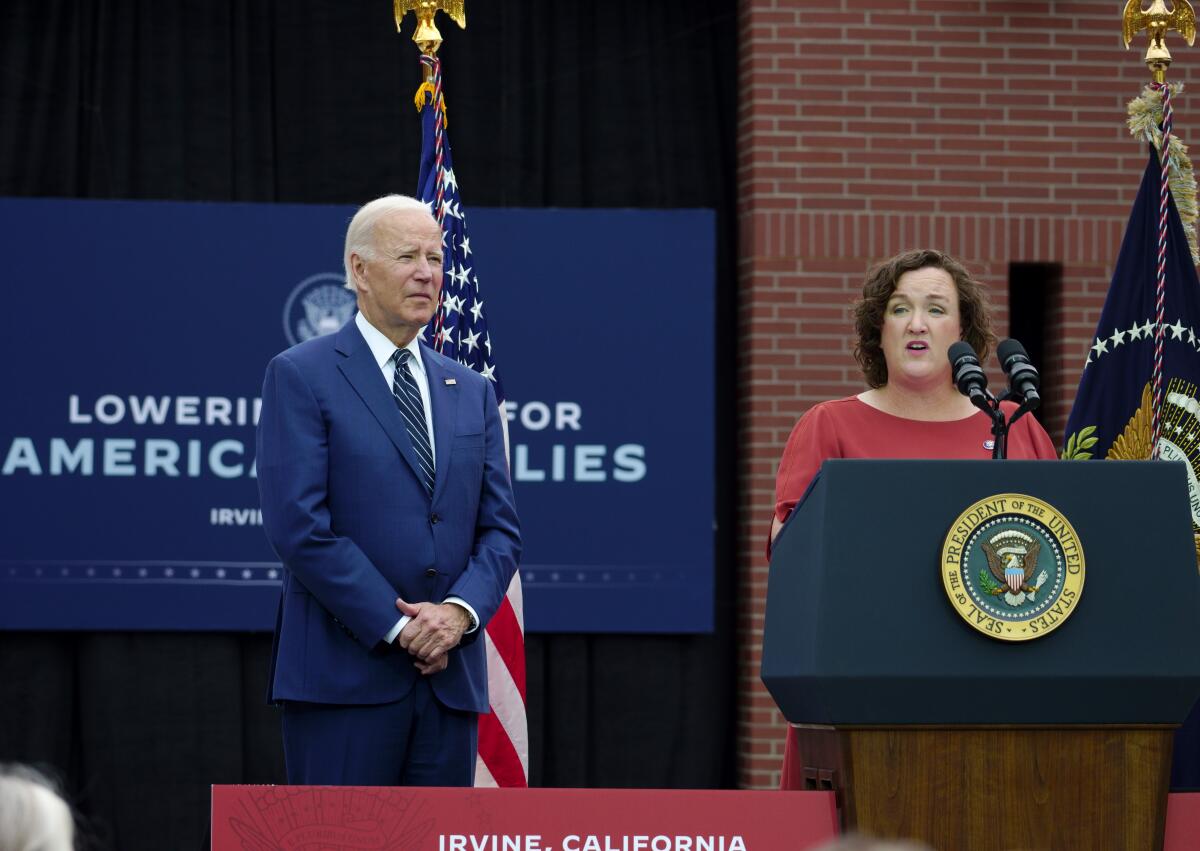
left=852, top=249, right=997, bottom=389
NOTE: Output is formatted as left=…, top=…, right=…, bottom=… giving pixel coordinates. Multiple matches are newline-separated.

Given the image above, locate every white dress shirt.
left=355, top=311, right=436, bottom=466
left=354, top=312, right=479, bottom=643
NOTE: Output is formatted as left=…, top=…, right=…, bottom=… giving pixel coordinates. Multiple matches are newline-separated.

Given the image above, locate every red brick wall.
left=735, top=0, right=1194, bottom=788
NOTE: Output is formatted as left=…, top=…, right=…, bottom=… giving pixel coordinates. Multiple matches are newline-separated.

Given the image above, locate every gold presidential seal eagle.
left=941, top=494, right=1085, bottom=642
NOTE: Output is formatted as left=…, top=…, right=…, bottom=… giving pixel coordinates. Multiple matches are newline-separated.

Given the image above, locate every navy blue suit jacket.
left=256, top=319, right=521, bottom=714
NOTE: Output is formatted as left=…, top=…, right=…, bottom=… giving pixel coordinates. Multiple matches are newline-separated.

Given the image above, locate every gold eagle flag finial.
left=1123, top=0, right=1197, bottom=83
left=394, top=0, right=466, bottom=58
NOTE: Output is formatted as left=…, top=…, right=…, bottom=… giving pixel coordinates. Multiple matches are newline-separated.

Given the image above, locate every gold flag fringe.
left=1128, top=83, right=1200, bottom=264
left=413, top=80, right=448, bottom=127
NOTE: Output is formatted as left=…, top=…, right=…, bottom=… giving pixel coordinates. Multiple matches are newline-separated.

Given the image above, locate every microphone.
left=948, top=341, right=990, bottom=409
left=996, top=338, right=1041, bottom=408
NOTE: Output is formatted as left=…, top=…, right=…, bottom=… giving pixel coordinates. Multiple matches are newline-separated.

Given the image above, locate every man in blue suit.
left=256, top=194, right=521, bottom=786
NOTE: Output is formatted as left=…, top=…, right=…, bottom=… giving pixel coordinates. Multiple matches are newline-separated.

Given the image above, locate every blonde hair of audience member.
left=811, top=836, right=933, bottom=851
left=0, top=764, right=75, bottom=851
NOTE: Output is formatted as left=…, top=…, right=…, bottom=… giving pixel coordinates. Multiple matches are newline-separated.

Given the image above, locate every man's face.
left=352, top=209, right=444, bottom=345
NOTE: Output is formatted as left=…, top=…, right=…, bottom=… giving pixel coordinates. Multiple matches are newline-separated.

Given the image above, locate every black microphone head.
left=996, top=337, right=1040, bottom=408
left=996, top=338, right=1029, bottom=367
left=948, top=340, right=979, bottom=367
left=948, top=340, right=988, bottom=401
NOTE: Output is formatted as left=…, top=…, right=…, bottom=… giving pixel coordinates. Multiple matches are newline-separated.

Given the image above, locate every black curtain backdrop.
left=0, top=2, right=740, bottom=849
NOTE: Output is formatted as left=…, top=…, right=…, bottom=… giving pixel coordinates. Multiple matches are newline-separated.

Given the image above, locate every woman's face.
left=879, top=266, right=962, bottom=390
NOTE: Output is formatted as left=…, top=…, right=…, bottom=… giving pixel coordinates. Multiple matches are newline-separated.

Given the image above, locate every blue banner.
left=0, top=199, right=715, bottom=632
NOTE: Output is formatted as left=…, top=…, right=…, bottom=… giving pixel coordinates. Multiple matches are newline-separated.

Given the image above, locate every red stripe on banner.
left=478, top=706, right=528, bottom=787
left=487, top=597, right=527, bottom=700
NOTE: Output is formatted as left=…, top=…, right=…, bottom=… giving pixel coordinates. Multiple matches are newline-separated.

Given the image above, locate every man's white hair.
left=0, top=765, right=75, bottom=851
left=343, top=194, right=438, bottom=291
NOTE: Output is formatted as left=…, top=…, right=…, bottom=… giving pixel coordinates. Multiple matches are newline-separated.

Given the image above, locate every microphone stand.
left=966, top=389, right=1009, bottom=460
left=951, top=342, right=1040, bottom=460
left=992, top=392, right=1041, bottom=460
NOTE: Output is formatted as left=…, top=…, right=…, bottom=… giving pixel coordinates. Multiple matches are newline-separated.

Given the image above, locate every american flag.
left=416, top=53, right=529, bottom=788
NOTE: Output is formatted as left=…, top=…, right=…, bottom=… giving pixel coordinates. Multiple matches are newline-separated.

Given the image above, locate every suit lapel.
left=334, top=322, right=429, bottom=492
left=421, top=344, right=457, bottom=505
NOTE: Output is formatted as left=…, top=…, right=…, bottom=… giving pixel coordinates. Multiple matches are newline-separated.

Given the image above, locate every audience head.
left=811, top=835, right=934, bottom=851
left=0, top=764, right=75, bottom=851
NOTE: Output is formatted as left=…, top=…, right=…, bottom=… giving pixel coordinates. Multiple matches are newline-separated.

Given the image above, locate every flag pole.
left=392, top=0, right=531, bottom=789
left=1121, top=0, right=1196, bottom=455
left=395, top=1, right=464, bottom=349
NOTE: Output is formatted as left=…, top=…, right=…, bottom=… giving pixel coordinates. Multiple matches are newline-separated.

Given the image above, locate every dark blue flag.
left=1063, top=147, right=1200, bottom=790
left=1063, top=148, right=1200, bottom=474
left=416, top=76, right=505, bottom=404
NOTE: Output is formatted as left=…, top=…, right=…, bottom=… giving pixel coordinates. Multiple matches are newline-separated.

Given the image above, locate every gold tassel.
left=1127, top=83, right=1199, bottom=264
left=412, top=81, right=448, bottom=128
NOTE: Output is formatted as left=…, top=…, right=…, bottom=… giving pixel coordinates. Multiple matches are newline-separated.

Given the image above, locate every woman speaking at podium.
left=768, top=248, right=1057, bottom=789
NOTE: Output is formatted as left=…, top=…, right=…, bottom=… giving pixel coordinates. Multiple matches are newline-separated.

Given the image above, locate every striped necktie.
left=391, top=348, right=435, bottom=496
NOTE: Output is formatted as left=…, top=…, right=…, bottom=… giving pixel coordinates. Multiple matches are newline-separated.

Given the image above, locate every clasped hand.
left=394, top=598, right=470, bottom=675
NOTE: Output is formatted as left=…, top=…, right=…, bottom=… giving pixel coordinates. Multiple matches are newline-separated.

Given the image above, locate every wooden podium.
left=762, top=460, right=1200, bottom=851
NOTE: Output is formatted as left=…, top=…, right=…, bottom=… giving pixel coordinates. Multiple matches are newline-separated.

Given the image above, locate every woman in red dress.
left=769, top=248, right=1058, bottom=787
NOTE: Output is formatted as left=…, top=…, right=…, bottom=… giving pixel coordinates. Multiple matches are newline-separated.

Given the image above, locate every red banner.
left=210, top=787, right=838, bottom=851
left=1166, top=793, right=1200, bottom=851
left=212, top=786, right=1200, bottom=850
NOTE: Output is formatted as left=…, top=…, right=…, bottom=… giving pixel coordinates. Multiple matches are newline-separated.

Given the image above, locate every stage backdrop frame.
left=0, top=198, right=716, bottom=634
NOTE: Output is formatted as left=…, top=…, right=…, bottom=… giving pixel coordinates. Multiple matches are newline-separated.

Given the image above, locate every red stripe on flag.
left=478, top=704, right=528, bottom=787
left=486, top=596, right=527, bottom=700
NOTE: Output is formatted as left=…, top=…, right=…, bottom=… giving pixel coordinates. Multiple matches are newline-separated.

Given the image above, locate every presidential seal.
left=940, top=494, right=1085, bottom=642
left=282, top=272, right=357, bottom=345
